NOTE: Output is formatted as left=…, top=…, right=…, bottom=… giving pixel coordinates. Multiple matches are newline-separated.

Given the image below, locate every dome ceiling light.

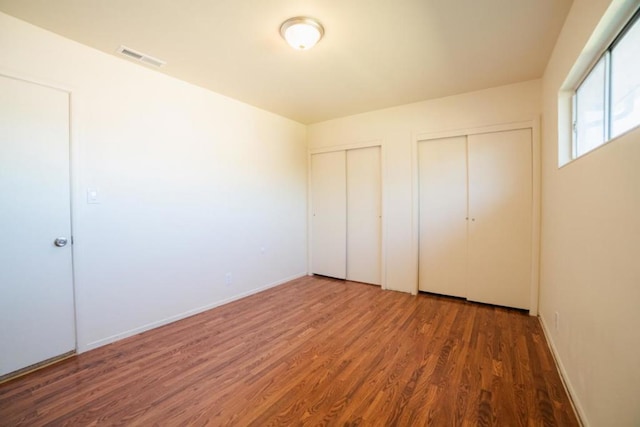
left=280, top=17, right=324, bottom=50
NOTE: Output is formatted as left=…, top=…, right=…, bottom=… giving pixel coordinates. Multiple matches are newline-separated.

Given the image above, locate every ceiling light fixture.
left=280, top=17, right=324, bottom=50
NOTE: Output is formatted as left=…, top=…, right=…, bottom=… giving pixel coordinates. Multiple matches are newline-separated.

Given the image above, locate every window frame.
left=571, top=8, right=640, bottom=159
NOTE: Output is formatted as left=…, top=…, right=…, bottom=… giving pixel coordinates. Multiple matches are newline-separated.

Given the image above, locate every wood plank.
left=0, top=276, right=579, bottom=426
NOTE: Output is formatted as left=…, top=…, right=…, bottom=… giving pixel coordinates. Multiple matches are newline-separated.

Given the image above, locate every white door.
left=0, top=75, right=75, bottom=377
left=346, top=146, right=381, bottom=285
left=467, top=129, right=532, bottom=309
left=418, top=136, right=468, bottom=297
left=311, top=151, right=347, bottom=279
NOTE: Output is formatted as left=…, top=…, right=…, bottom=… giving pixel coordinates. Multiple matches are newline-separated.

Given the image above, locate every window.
left=610, top=13, right=640, bottom=138
left=574, top=58, right=606, bottom=157
left=572, top=9, right=640, bottom=158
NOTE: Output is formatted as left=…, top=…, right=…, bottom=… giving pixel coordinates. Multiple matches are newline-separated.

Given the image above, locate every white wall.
left=540, top=0, right=640, bottom=425
left=0, top=12, right=307, bottom=352
left=308, top=80, right=541, bottom=294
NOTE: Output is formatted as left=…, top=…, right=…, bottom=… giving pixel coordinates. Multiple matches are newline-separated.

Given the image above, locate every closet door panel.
left=311, top=151, right=347, bottom=279
left=467, top=129, right=532, bottom=309
left=418, top=136, right=468, bottom=297
left=347, top=146, right=381, bottom=285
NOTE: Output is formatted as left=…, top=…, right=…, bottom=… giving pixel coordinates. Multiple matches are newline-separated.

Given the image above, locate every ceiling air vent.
left=116, top=45, right=166, bottom=68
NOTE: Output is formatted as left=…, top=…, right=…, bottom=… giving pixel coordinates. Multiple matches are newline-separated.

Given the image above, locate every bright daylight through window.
left=573, top=9, right=640, bottom=158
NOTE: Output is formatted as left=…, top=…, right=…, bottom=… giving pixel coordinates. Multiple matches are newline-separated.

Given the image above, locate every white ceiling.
left=0, top=0, right=573, bottom=124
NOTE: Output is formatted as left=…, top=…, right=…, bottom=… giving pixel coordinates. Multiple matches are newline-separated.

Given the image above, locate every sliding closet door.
left=418, top=136, right=468, bottom=297
left=347, top=146, right=381, bottom=285
left=467, top=129, right=532, bottom=309
left=311, top=151, right=347, bottom=279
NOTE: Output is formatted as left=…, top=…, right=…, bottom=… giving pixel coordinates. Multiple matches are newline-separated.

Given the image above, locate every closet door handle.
left=54, top=237, right=68, bottom=247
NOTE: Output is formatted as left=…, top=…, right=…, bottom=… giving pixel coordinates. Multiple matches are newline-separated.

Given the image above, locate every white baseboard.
left=79, top=272, right=307, bottom=353
left=538, top=314, right=589, bottom=427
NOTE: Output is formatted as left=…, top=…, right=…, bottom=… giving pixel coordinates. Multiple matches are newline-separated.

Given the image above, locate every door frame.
left=0, top=70, right=79, bottom=356
left=412, top=119, right=541, bottom=316
left=308, top=140, right=386, bottom=289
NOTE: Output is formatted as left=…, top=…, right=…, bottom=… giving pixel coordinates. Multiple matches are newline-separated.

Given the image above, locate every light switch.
left=87, top=187, right=100, bottom=204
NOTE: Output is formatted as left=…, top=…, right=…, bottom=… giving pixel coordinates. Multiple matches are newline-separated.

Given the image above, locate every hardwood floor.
left=0, top=276, right=578, bottom=426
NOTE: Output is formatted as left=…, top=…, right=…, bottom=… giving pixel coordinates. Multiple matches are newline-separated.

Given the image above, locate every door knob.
left=54, top=237, right=68, bottom=247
